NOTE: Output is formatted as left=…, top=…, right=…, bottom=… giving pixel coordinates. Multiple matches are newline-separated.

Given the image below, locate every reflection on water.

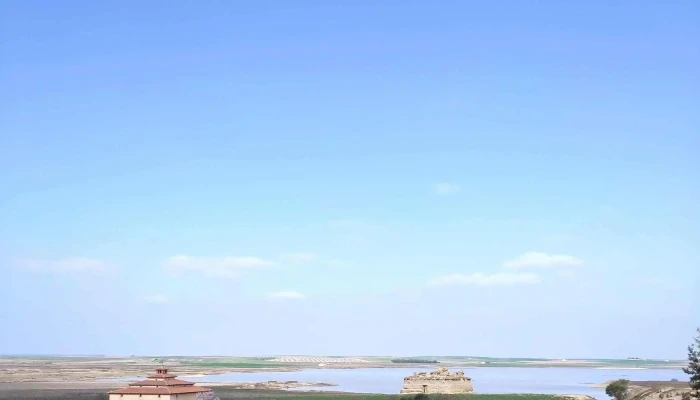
left=192, top=367, right=688, bottom=399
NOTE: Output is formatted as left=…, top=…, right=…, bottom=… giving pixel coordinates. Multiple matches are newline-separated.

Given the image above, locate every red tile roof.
left=109, top=368, right=212, bottom=395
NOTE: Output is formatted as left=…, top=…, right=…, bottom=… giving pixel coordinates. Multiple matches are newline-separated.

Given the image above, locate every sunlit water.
left=185, top=367, right=687, bottom=399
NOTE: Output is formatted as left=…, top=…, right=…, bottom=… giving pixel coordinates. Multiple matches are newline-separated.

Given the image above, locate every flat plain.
left=0, top=356, right=685, bottom=384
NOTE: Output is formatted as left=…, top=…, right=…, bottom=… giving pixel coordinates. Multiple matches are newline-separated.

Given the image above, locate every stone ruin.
left=196, top=391, right=220, bottom=400
left=400, top=367, right=474, bottom=394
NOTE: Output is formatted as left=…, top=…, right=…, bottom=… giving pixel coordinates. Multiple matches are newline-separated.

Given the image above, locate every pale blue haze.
left=1, top=1, right=698, bottom=358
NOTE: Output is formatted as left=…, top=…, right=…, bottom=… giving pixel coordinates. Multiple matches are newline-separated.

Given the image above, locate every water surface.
left=192, top=367, right=687, bottom=399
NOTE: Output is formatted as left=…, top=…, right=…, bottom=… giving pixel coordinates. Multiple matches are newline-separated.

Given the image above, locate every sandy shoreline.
left=0, top=382, right=127, bottom=390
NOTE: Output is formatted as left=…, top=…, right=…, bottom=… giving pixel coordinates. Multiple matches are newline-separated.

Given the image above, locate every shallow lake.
left=190, top=367, right=688, bottom=399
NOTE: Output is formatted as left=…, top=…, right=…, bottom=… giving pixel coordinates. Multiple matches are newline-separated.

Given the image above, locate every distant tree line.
left=391, top=359, right=439, bottom=364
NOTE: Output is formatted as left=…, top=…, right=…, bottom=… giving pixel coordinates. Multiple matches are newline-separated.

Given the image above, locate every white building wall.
left=109, top=394, right=171, bottom=400
left=108, top=392, right=201, bottom=400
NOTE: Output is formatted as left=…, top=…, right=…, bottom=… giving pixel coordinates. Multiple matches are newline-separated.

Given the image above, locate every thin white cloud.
left=269, top=291, right=306, bottom=300
left=163, top=255, right=274, bottom=278
left=503, top=252, right=583, bottom=269
left=143, top=295, right=170, bottom=304
left=280, top=252, right=318, bottom=263
left=16, top=257, right=110, bottom=273
left=435, top=182, right=460, bottom=195
left=429, top=272, right=540, bottom=286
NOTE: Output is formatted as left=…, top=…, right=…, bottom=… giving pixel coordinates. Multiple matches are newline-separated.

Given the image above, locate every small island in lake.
left=400, top=367, right=474, bottom=394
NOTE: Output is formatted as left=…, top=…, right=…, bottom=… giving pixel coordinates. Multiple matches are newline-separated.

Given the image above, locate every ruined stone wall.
left=400, top=378, right=474, bottom=394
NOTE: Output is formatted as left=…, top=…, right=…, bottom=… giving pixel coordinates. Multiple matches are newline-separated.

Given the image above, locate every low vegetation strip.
left=391, top=359, right=439, bottom=364
left=179, top=358, right=289, bottom=368
left=0, top=388, right=585, bottom=400
left=629, top=381, right=690, bottom=389
left=272, top=356, right=370, bottom=363
left=182, top=362, right=289, bottom=368
left=220, top=394, right=588, bottom=400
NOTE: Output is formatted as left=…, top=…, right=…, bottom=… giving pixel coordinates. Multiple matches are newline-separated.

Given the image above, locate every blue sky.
left=1, top=0, right=698, bottom=358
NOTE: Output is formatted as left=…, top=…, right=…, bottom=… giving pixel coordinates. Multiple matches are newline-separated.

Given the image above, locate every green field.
left=179, top=357, right=289, bottom=368
left=391, top=357, right=684, bottom=369
left=183, top=362, right=289, bottom=368
left=1, top=355, right=685, bottom=370
left=168, top=355, right=685, bottom=370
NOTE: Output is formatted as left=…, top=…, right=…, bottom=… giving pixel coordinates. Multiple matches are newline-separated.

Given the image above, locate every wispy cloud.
left=435, top=182, right=460, bottom=195
left=429, top=272, right=540, bottom=286
left=503, top=252, right=583, bottom=269
left=269, top=291, right=306, bottom=300
left=143, top=295, right=170, bottom=304
left=280, top=252, right=318, bottom=263
left=163, top=255, right=274, bottom=278
left=16, top=257, right=110, bottom=273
